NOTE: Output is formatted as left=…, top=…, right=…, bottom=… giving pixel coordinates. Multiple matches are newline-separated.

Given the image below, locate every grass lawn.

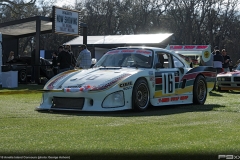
left=0, top=84, right=240, bottom=159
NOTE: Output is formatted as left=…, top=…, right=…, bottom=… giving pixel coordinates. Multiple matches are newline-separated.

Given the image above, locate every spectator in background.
left=7, top=51, right=14, bottom=62
left=221, top=49, right=231, bottom=72
left=65, top=44, right=76, bottom=69
left=213, top=50, right=224, bottom=90
left=76, top=44, right=92, bottom=69
left=51, top=51, right=58, bottom=75
left=57, top=45, right=72, bottom=73
left=213, top=50, right=223, bottom=74
left=213, top=46, right=219, bottom=54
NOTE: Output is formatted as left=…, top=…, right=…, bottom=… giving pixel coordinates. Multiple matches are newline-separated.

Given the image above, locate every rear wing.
left=166, top=45, right=211, bottom=63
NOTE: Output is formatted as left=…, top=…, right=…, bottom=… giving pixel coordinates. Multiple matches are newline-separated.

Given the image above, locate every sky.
left=54, top=0, right=77, bottom=7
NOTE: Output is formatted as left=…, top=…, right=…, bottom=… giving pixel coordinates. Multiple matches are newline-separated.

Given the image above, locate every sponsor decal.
left=149, top=76, right=155, bottom=81
left=170, top=45, right=208, bottom=50
left=119, top=81, right=132, bottom=87
left=121, top=49, right=135, bottom=53
left=158, top=95, right=189, bottom=103
left=180, top=96, right=188, bottom=100
left=123, top=86, right=132, bottom=90
left=106, top=49, right=152, bottom=55
left=196, top=45, right=208, bottom=49
left=184, top=46, right=195, bottom=49
left=170, top=45, right=183, bottom=49
left=135, top=49, right=152, bottom=54
left=171, top=97, right=179, bottom=101
left=66, top=83, right=85, bottom=88
left=149, top=71, right=153, bottom=75
left=107, top=50, right=120, bottom=54
left=64, top=85, right=92, bottom=92
left=159, top=98, right=170, bottom=102
left=204, top=51, right=210, bottom=58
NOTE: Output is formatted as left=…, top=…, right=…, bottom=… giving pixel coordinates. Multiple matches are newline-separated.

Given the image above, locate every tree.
left=0, top=0, right=36, bottom=16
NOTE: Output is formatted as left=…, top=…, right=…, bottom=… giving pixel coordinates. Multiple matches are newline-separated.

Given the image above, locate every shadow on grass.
left=0, top=84, right=44, bottom=92
left=218, top=90, right=240, bottom=94
left=209, top=91, right=223, bottom=97
left=209, top=90, right=240, bottom=97
left=38, top=103, right=225, bottom=117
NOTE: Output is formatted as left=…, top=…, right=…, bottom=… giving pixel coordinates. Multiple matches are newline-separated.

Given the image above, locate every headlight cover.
left=102, top=91, right=124, bottom=108
left=217, top=77, right=225, bottom=81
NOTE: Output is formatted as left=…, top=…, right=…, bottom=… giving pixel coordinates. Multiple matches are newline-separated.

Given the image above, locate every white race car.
left=36, top=46, right=216, bottom=112
left=217, top=65, right=240, bottom=91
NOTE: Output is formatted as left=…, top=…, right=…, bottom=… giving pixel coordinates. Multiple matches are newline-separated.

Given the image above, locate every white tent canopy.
left=64, top=33, right=173, bottom=46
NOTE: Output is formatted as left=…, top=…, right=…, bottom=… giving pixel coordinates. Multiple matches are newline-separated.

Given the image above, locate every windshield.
left=94, top=49, right=153, bottom=68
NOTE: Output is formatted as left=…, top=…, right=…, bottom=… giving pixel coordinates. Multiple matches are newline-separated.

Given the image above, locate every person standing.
left=57, top=45, right=72, bottom=73
left=212, top=50, right=223, bottom=90
left=65, top=44, right=76, bottom=69
left=212, top=46, right=219, bottom=54
left=51, top=51, right=58, bottom=75
left=213, top=50, right=223, bottom=74
left=221, top=49, right=231, bottom=72
left=76, top=44, right=92, bottom=69
left=7, top=51, right=14, bottom=62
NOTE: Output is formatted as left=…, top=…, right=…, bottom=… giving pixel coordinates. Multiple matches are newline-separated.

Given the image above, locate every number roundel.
left=162, top=73, right=175, bottom=94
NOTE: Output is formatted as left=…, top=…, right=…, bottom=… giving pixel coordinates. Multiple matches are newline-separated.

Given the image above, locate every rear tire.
left=19, top=69, right=27, bottom=82
left=193, top=75, right=207, bottom=105
left=132, top=78, right=150, bottom=111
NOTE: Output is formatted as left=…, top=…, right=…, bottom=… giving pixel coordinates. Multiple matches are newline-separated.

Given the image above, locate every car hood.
left=44, top=67, right=141, bottom=91
left=217, top=70, right=240, bottom=77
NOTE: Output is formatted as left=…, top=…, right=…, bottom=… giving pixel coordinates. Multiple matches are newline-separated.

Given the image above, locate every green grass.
left=0, top=85, right=240, bottom=159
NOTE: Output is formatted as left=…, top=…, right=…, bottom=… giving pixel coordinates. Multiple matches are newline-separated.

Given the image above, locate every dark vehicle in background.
left=2, top=56, right=54, bottom=83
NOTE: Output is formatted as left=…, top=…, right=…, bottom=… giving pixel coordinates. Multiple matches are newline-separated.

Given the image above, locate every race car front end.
left=36, top=68, right=139, bottom=111
left=217, top=71, right=240, bottom=90
left=38, top=88, right=130, bottom=112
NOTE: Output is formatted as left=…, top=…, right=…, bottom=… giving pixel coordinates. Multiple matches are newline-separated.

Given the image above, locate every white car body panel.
left=36, top=47, right=216, bottom=112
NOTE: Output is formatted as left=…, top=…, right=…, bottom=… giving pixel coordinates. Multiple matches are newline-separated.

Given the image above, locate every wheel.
left=18, top=70, right=27, bottom=82
left=193, top=75, right=207, bottom=104
left=132, top=78, right=150, bottom=111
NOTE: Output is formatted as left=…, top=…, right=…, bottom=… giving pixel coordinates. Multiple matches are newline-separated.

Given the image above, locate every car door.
left=153, top=51, right=186, bottom=105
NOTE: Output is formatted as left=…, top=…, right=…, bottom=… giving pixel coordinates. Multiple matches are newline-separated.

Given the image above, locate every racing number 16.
left=162, top=73, right=175, bottom=94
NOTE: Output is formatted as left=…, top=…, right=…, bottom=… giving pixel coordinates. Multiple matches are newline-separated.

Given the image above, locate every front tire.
left=132, top=78, right=150, bottom=111
left=193, top=75, right=207, bottom=104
